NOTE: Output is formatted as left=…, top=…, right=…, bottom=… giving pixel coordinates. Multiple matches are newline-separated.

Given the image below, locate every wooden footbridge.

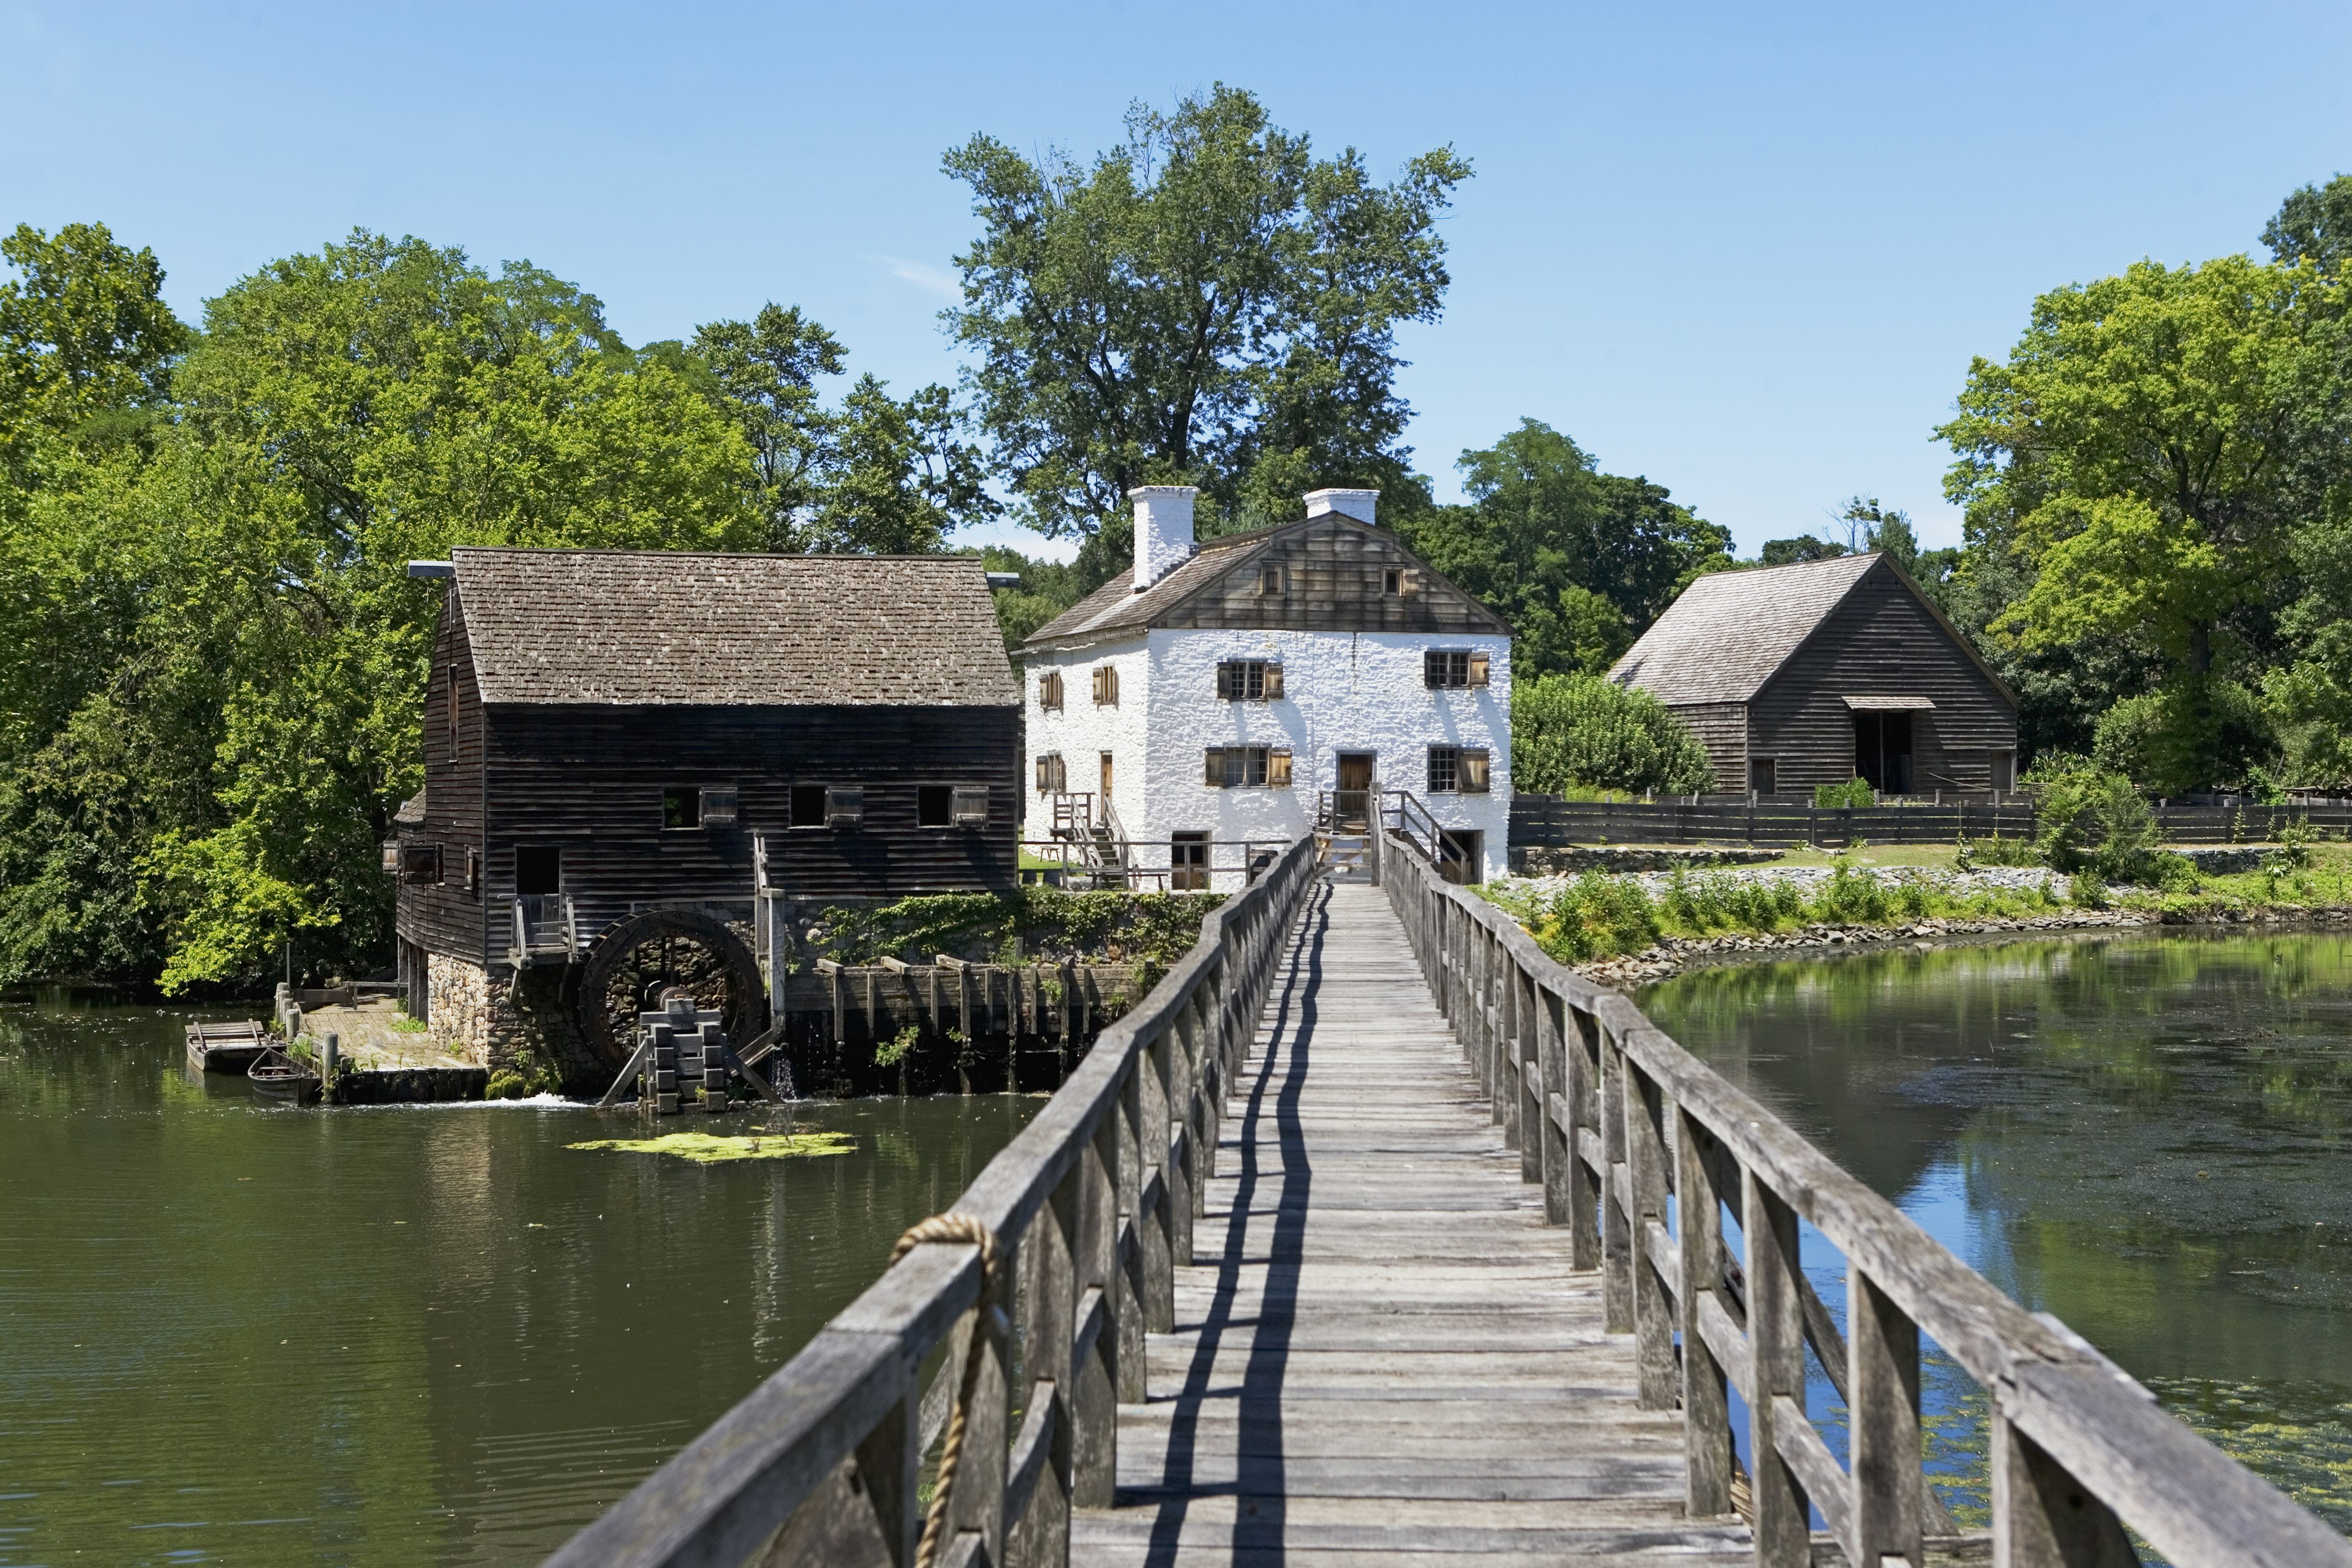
left=550, top=836, right=2352, bottom=1568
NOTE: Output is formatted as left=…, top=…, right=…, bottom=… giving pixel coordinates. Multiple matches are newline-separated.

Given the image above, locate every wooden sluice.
left=549, top=835, right=2352, bottom=1568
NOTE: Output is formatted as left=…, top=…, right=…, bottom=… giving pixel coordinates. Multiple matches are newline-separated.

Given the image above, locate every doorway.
left=1439, top=829, right=1483, bottom=884
left=1099, top=751, right=1114, bottom=804
left=1170, top=831, right=1208, bottom=892
left=1335, top=752, right=1375, bottom=828
left=1853, top=713, right=1914, bottom=794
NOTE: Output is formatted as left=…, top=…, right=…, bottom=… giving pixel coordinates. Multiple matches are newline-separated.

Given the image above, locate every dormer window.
left=1259, top=565, right=1286, bottom=597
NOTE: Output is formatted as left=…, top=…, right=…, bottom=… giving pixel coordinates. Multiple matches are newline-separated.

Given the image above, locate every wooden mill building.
left=1608, top=551, right=2018, bottom=796
left=391, top=548, right=1019, bottom=1069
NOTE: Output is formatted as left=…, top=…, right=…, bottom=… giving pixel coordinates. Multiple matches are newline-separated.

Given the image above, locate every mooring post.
left=322, top=1031, right=340, bottom=1105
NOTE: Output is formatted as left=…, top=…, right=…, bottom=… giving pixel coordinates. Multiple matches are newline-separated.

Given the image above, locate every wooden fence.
left=542, top=831, right=1322, bottom=1568
left=1511, top=794, right=2352, bottom=850
left=1383, top=837, right=2352, bottom=1568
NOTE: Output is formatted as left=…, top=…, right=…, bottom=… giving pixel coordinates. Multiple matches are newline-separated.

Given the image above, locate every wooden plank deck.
left=1073, top=881, right=1754, bottom=1566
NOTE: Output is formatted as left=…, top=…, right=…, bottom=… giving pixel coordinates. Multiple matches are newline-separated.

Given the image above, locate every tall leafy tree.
left=1396, top=419, right=1730, bottom=677
left=687, top=304, right=845, bottom=549
left=943, top=85, right=1469, bottom=541
left=2264, top=173, right=2352, bottom=275
left=1937, top=254, right=2344, bottom=788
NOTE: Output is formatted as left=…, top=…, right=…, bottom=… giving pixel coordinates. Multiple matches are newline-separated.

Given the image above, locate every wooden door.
left=1335, top=752, right=1374, bottom=829
left=1099, top=751, right=1114, bottom=803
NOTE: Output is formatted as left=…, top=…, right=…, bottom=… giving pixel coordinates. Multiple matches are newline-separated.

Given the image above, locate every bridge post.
left=1176, top=999, right=1208, bottom=1226
left=1072, top=1098, right=1120, bottom=1509
left=1536, top=986, right=1572, bottom=1227
left=1006, top=1162, right=1077, bottom=1566
left=1140, top=1027, right=1177, bottom=1331
left=1115, top=1048, right=1151, bottom=1392
left=1516, top=969, right=1542, bottom=1185
left=1624, top=1061, right=1677, bottom=1409
left=1849, top=1268, right=1926, bottom=1566
left=1600, top=1030, right=1634, bottom=1332
left=1564, top=1004, right=1602, bottom=1270
left=1993, top=1414, right=2139, bottom=1567
left=1160, top=1022, right=1196, bottom=1268
left=1746, top=1173, right=1812, bottom=1567
left=1676, top=1109, right=1734, bottom=1517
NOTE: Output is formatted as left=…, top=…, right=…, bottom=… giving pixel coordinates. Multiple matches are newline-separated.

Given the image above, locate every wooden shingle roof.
left=1608, top=552, right=1885, bottom=704
left=448, top=548, right=1017, bottom=707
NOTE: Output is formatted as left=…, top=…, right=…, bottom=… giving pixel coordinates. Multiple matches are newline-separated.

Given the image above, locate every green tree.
left=1758, top=534, right=1847, bottom=566
left=1939, top=254, right=2341, bottom=788
left=2264, top=173, right=2352, bottom=274
left=1395, top=419, right=1730, bottom=677
left=943, top=85, right=1469, bottom=540
left=0, top=222, right=186, bottom=484
left=805, top=377, right=998, bottom=553
left=1510, top=673, right=1714, bottom=796
left=687, top=303, right=845, bottom=549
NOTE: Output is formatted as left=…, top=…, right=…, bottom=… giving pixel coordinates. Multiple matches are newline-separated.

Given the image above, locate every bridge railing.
left=1383, top=835, right=2352, bottom=1568
left=545, top=831, right=1322, bottom=1568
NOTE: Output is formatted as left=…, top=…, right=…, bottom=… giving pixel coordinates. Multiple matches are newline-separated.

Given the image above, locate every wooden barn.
left=1608, top=551, right=2018, bottom=796
left=391, top=547, right=1019, bottom=1072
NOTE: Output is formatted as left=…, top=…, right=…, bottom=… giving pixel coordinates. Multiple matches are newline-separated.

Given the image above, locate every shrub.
left=2092, top=679, right=2275, bottom=797
left=2068, top=870, right=2110, bottom=909
left=1957, top=831, right=2041, bottom=869
left=1529, top=872, right=1662, bottom=960
left=1814, top=777, right=1876, bottom=809
left=1512, top=674, right=1714, bottom=796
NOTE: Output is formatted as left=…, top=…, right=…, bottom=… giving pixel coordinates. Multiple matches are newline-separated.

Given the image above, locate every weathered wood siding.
left=1155, top=522, right=1507, bottom=636
left=398, top=587, right=489, bottom=964
left=483, top=702, right=1020, bottom=938
left=1747, top=560, right=2015, bottom=793
left=1664, top=701, right=1748, bottom=793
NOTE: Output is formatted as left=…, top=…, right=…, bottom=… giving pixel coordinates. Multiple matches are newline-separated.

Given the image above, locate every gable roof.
left=1023, top=512, right=1507, bottom=650
left=448, top=548, right=1017, bottom=707
left=1608, top=552, right=1887, bottom=705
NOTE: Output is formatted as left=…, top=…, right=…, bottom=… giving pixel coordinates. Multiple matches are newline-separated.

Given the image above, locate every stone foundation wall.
left=426, top=952, right=493, bottom=1064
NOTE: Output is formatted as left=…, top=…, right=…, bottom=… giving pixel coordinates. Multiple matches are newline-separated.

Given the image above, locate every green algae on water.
left=566, top=1131, right=856, bottom=1163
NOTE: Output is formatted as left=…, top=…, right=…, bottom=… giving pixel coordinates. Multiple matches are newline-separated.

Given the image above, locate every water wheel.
left=567, top=907, right=766, bottom=1074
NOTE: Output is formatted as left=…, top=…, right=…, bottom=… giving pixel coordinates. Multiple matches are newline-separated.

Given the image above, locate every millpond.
left=0, top=1000, right=1038, bottom=1566
left=1641, top=926, right=2352, bottom=1536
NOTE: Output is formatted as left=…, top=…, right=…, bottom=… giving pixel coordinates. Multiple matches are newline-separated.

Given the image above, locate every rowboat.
left=248, top=1046, right=321, bottom=1105
left=186, top=1019, right=273, bottom=1073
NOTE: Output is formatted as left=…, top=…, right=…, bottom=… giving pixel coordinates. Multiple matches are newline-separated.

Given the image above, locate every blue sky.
left=6, top=1, right=2348, bottom=560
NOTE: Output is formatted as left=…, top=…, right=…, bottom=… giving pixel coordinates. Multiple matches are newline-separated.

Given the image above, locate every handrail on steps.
left=1378, top=829, right=2352, bottom=1568
left=543, top=831, right=1323, bottom=1568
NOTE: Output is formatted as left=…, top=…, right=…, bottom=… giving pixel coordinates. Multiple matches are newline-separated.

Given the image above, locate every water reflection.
left=0, top=1001, right=1038, bottom=1566
left=1642, top=929, right=2352, bottom=1534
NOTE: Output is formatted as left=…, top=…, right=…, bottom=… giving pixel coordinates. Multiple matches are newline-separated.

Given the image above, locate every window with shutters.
left=1033, top=753, right=1067, bottom=794
left=1091, top=665, right=1119, bottom=706
left=918, top=785, right=954, bottom=827
left=1423, top=649, right=1491, bottom=689
left=662, top=786, right=702, bottom=829
left=1425, top=747, right=1491, bottom=794
left=790, top=784, right=829, bottom=827
left=1039, top=670, right=1063, bottom=711
left=1215, top=660, right=1285, bottom=701
left=1204, top=746, right=1292, bottom=788
left=401, top=842, right=442, bottom=885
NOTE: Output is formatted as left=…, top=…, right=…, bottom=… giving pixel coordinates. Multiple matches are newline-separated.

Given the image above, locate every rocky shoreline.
left=1569, top=902, right=2352, bottom=989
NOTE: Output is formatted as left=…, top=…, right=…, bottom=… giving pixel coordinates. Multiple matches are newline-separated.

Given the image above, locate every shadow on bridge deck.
left=1072, top=881, right=1755, bottom=1566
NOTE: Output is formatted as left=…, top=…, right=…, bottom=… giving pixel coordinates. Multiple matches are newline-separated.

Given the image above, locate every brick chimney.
left=1130, top=486, right=1198, bottom=591
left=1303, top=488, right=1379, bottom=526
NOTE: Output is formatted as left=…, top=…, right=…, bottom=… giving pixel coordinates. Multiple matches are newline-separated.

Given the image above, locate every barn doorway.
left=1439, top=829, right=1483, bottom=884
left=1853, top=713, right=1915, bottom=794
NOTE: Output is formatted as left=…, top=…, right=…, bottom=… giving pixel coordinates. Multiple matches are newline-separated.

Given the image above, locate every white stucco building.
left=1022, top=487, right=1513, bottom=883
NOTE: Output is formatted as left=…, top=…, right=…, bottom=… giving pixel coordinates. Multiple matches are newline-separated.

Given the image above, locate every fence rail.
left=1382, top=835, right=2352, bottom=1568
left=1511, top=795, right=2352, bottom=850
left=543, top=831, right=1322, bottom=1568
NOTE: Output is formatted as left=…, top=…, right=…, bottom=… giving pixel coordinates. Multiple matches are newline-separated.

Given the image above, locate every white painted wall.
left=1024, top=628, right=1513, bottom=880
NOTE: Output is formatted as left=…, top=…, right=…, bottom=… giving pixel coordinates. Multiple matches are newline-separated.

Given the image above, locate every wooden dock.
left=1073, top=881, right=1749, bottom=1563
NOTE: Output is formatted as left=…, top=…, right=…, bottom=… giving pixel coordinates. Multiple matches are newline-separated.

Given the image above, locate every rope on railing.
left=889, top=1213, right=1003, bottom=1568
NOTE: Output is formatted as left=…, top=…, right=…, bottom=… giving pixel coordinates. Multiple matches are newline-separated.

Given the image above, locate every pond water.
left=0, top=1000, right=1038, bottom=1567
left=1641, top=928, right=2352, bottom=1536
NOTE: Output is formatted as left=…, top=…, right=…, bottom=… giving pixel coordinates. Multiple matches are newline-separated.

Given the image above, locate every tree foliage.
left=944, top=85, right=1469, bottom=540
left=1395, top=419, right=1730, bottom=678
left=1510, top=673, right=1714, bottom=797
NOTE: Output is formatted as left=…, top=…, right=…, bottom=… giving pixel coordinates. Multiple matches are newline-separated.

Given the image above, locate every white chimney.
left=1129, top=486, right=1198, bottom=591
left=1303, top=488, right=1379, bottom=526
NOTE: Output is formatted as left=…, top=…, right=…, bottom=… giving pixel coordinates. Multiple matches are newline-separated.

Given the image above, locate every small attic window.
left=1259, top=565, right=1286, bottom=596
left=1384, top=568, right=1402, bottom=595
